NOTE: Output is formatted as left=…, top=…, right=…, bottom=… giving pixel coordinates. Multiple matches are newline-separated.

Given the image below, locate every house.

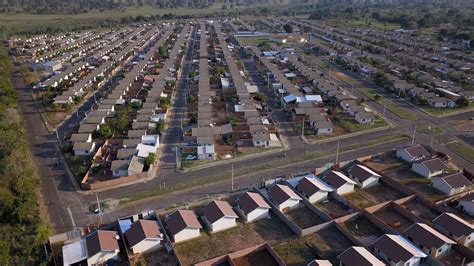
left=54, top=95, right=73, bottom=105
left=111, top=160, right=130, bottom=177
left=295, top=176, right=333, bottom=203
left=314, top=121, right=333, bottom=135
left=428, top=96, right=456, bottom=108
left=197, top=143, right=216, bottom=160
left=373, top=234, right=427, bottom=266
left=117, top=148, right=137, bottom=160
left=323, top=170, right=356, bottom=195
left=458, top=193, right=474, bottom=216
left=433, top=213, right=474, bottom=246
left=78, top=124, right=99, bottom=133
left=267, top=184, right=302, bottom=211
left=165, top=209, right=202, bottom=243
left=85, top=230, right=120, bottom=265
left=70, top=133, right=92, bottom=143
left=252, top=132, right=271, bottom=147
left=396, top=145, right=431, bottom=163
left=338, top=246, right=384, bottom=266
left=411, top=158, right=448, bottom=178
left=125, top=220, right=163, bottom=254
left=307, top=260, right=332, bottom=266
left=128, top=156, right=144, bottom=175
left=403, top=223, right=456, bottom=258
left=234, top=192, right=271, bottom=222
left=346, top=164, right=380, bottom=189
left=355, top=111, right=374, bottom=124
left=201, top=200, right=238, bottom=233
left=431, top=172, right=472, bottom=195
left=73, top=142, right=96, bottom=156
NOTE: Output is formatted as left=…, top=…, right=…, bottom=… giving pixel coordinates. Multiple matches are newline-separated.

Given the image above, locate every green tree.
left=156, top=120, right=165, bottom=135
left=145, top=153, right=156, bottom=167
left=283, top=24, right=293, bottom=33
left=98, top=124, right=113, bottom=139
left=456, top=97, right=469, bottom=107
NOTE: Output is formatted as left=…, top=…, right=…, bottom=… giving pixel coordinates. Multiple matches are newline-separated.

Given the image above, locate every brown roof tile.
left=433, top=172, right=471, bottom=189
left=236, top=192, right=271, bottom=215
left=347, top=164, right=380, bottom=183
left=86, top=230, right=119, bottom=258
left=404, top=223, right=455, bottom=250
left=202, top=200, right=238, bottom=224
left=125, top=220, right=162, bottom=248
left=165, top=209, right=202, bottom=236
left=433, top=213, right=473, bottom=237
left=268, top=184, right=301, bottom=205
left=338, top=246, right=384, bottom=266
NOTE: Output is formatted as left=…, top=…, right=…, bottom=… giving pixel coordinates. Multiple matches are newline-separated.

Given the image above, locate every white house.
left=346, top=164, right=381, bottom=189
left=458, top=193, right=474, bottom=217
left=201, top=200, right=238, bottom=233
left=373, top=234, right=427, bottom=266
left=431, top=172, right=472, bottom=195
left=338, top=246, right=384, bottom=266
left=295, top=177, right=334, bottom=203
left=314, top=121, right=333, bottom=135
left=125, top=220, right=163, bottom=254
left=323, top=170, right=356, bottom=195
left=234, top=192, right=271, bottom=222
left=70, top=133, right=92, bottom=143
left=197, top=144, right=216, bottom=160
left=355, top=111, right=374, bottom=124
left=396, top=145, right=431, bottom=163
left=252, top=132, right=271, bottom=148
left=267, top=184, right=302, bottom=211
left=85, top=230, right=120, bottom=265
left=165, top=209, right=202, bottom=243
left=411, top=158, right=448, bottom=178
left=433, top=213, right=474, bottom=247
left=111, top=160, right=130, bottom=177
left=73, top=142, right=96, bottom=156
left=404, top=223, right=456, bottom=258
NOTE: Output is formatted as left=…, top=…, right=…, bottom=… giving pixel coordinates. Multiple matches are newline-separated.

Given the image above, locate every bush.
left=98, top=124, right=113, bottom=139
left=145, top=153, right=156, bottom=167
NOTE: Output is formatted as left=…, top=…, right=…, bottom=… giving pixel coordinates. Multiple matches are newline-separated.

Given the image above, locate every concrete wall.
left=131, top=238, right=162, bottom=254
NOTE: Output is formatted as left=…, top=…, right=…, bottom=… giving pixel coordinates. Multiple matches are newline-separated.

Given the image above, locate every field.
left=446, top=141, right=474, bottom=163
left=399, top=199, right=441, bottom=223
left=358, top=88, right=419, bottom=120
left=341, top=214, right=385, bottom=246
left=421, top=103, right=474, bottom=117
left=344, top=184, right=405, bottom=209
left=314, top=197, right=354, bottom=219
left=284, top=206, right=325, bottom=229
left=173, top=213, right=294, bottom=265
left=373, top=205, right=413, bottom=232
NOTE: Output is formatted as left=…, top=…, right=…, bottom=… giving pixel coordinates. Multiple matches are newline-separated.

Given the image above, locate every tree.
left=283, top=24, right=293, bottom=33
left=145, top=153, right=156, bottom=167
left=456, top=97, right=469, bottom=107
left=98, top=124, right=113, bottom=139
left=156, top=120, right=165, bottom=135
left=253, top=92, right=268, bottom=103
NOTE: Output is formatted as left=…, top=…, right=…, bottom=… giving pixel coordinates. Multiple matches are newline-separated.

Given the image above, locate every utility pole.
left=55, top=128, right=60, bottom=143
left=231, top=164, right=234, bottom=191
left=411, top=125, right=417, bottom=146
left=383, top=99, right=387, bottom=118
left=430, top=125, right=435, bottom=149
left=96, top=193, right=102, bottom=225
left=175, top=146, right=180, bottom=169
left=335, top=141, right=340, bottom=165
left=301, top=117, right=305, bottom=138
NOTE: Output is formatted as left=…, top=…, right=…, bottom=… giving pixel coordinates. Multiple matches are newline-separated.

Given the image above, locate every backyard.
left=341, top=214, right=385, bottom=246
left=285, top=206, right=325, bottom=229
left=344, top=184, right=406, bottom=209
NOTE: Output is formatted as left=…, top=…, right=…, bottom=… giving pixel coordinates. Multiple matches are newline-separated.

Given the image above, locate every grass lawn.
left=173, top=213, right=295, bottom=265
left=358, top=88, right=419, bottom=120
left=335, top=115, right=388, bottom=133
left=416, top=124, right=444, bottom=134
left=274, top=237, right=315, bottom=266
left=421, top=103, right=474, bottom=117
left=446, top=141, right=474, bottom=163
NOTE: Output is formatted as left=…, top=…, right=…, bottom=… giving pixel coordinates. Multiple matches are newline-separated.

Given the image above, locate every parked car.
left=186, top=154, right=197, bottom=160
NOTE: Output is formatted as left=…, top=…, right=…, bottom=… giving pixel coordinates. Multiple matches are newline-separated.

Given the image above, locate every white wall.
left=246, top=207, right=269, bottom=222
left=432, top=243, right=452, bottom=258
left=210, top=217, right=237, bottom=233
left=87, top=251, right=119, bottom=265
left=278, top=198, right=300, bottom=211
left=396, top=149, right=414, bottom=162
left=131, top=238, right=162, bottom=254
left=361, top=177, right=379, bottom=189
left=336, top=183, right=355, bottom=195
left=431, top=179, right=453, bottom=195
left=411, top=163, right=430, bottom=178
left=173, top=228, right=201, bottom=243
left=307, top=191, right=329, bottom=203
left=459, top=201, right=474, bottom=216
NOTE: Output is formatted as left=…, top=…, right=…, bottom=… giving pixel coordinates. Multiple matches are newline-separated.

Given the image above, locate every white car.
left=186, top=154, right=197, bottom=160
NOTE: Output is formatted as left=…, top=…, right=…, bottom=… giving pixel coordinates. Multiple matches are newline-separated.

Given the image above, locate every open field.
left=341, top=214, right=385, bottom=246
left=421, top=103, right=474, bottom=117
left=446, top=141, right=474, bottom=163
left=399, top=199, right=441, bottom=223
left=373, top=206, right=412, bottom=232
left=314, top=197, right=354, bottom=219
left=358, top=88, right=419, bottom=120
left=173, top=213, right=294, bottom=265
left=344, top=184, right=405, bottom=209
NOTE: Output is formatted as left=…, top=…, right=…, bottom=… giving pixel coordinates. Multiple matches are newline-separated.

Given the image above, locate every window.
left=438, top=248, right=443, bottom=253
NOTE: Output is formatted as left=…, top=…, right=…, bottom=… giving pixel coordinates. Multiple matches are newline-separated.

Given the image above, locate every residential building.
left=125, top=220, right=163, bottom=254
left=267, top=184, right=302, bottom=211
left=323, top=170, right=356, bottom=195
left=73, top=142, right=96, bottom=156
left=165, top=209, right=202, bottom=243
left=201, top=200, right=238, bottom=233
left=373, top=234, right=427, bottom=266
left=396, top=145, right=430, bottom=163
left=404, top=223, right=455, bottom=258
left=295, top=176, right=334, bottom=203
left=338, top=246, right=384, bottom=266
left=355, top=111, right=374, bottom=124
left=431, top=172, right=472, bottom=195
left=346, top=164, right=380, bottom=189
left=411, top=158, right=448, bottom=178
left=458, top=193, right=474, bottom=216
left=433, top=213, right=474, bottom=246
left=308, top=260, right=332, bottom=266
left=234, top=192, right=271, bottom=222
left=85, top=230, right=120, bottom=265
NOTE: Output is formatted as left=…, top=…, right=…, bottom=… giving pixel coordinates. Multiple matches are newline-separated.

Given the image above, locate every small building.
left=373, top=234, right=427, bottom=266
left=41, top=60, right=62, bottom=73
left=165, top=209, right=202, bottom=243
left=403, top=223, right=456, bottom=258
left=433, top=212, right=474, bottom=246
left=295, top=176, right=334, bottom=203
left=125, top=220, right=163, bottom=254
left=201, top=200, right=238, bottom=233
left=307, top=260, right=332, bottom=266
left=111, top=160, right=129, bottom=177
left=323, top=170, right=356, bottom=195
left=70, top=133, right=92, bottom=143
left=73, top=142, right=96, bottom=156
left=85, top=230, right=120, bottom=265
left=267, top=184, right=302, bottom=211
left=411, top=158, right=448, bottom=178
left=346, top=164, right=381, bottom=189
left=234, top=192, right=271, bottom=222
left=355, top=111, right=374, bottom=124
left=314, top=121, right=333, bottom=135
left=458, top=193, right=474, bottom=216
left=78, top=124, right=99, bottom=133
left=252, top=132, right=271, bottom=148
left=396, top=145, right=430, bottom=163
left=338, top=246, right=384, bottom=266
left=431, top=172, right=472, bottom=195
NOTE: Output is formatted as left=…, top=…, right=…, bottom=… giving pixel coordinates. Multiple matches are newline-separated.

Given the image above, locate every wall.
left=80, top=163, right=154, bottom=190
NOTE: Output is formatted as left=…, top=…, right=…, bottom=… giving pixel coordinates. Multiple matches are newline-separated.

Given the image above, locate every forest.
left=0, top=45, right=50, bottom=264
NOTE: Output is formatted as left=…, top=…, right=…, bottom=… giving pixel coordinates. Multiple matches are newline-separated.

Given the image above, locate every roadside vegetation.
left=0, top=45, right=50, bottom=264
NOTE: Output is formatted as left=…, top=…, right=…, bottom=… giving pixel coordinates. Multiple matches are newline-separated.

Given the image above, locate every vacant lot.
left=232, top=249, right=280, bottom=266
left=357, top=88, right=419, bottom=120
left=446, top=141, right=474, bottom=163
left=344, top=184, right=405, bottom=209
left=342, top=215, right=385, bottom=246
left=386, top=167, right=445, bottom=201
left=364, top=153, right=404, bottom=172
left=174, top=213, right=294, bottom=265
left=273, top=237, right=316, bottom=266
left=400, top=199, right=441, bottom=224
left=373, top=206, right=413, bottom=232
left=285, top=206, right=325, bottom=229
left=314, top=198, right=355, bottom=219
